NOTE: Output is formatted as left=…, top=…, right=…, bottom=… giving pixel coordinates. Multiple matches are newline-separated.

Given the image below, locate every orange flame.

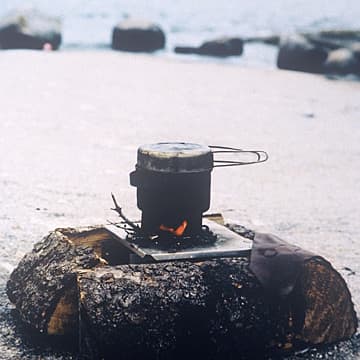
left=160, top=220, right=188, bottom=237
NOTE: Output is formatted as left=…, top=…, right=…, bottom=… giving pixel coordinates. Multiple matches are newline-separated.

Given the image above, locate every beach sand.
left=0, top=50, right=360, bottom=358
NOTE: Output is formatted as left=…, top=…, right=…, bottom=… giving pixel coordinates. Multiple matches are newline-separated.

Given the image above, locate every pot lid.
left=136, top=142, right=213, bottom=173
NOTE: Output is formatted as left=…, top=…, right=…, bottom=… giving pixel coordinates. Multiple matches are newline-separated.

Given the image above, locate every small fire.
left=160, top=220, right=188, bottom=237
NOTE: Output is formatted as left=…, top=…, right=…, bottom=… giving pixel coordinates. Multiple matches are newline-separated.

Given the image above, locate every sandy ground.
left=0, top=50, right=360, bottom=359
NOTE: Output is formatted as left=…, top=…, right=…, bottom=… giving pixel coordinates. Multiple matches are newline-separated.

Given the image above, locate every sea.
left=1, top=1, right=360, bottom=66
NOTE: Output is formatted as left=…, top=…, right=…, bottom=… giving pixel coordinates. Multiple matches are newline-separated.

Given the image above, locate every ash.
left=127, top=225, right=218, bottom=252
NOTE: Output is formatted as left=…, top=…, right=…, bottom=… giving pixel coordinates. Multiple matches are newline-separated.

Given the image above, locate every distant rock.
left=350, top=42, right=360, bottom=59
left=302, top=36, right=360, bottom=56
left=174, top=46, right=198, bottom=55
left=324, top=48, right=360, bottom=75
left=277, top=35, right=327, bottom=73
left=302, top=30, right=360, bottom=55
left=175, top=37, right=243, bottom=57
left=315, top=29, right=360, bottom=42
left=283, top=32, right=360, bottom=75
left=0, top=9, right=61, bottom=50
left=198, top=37, right=243, bottom=56
left=303, top=34, right=343, bottom=51
left=244, top=34, right=280, bottom=46
left=112, top=19, right=165, bottom=52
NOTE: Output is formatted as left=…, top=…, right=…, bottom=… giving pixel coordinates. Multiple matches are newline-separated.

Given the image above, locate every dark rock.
left=175, top=37, right=243, bottom=57
left=0, top=9, right=61, bottom=50
left=324, top=48, right=360, bottom=75
left=303, top=112, right=315, bottom=118
left=198, top=37, right=243, bottom=56
left=112, top=19, right=165, bottom=52
left=299, top=33, right=360, bottom=72
left=174, top=46, right=199, bottom=54
left=244, top=34, right=280, bottom=46
left=350, top=42, right=360, bottom=59
left=277, top=35, right=328, bottom=74
left=316, top=29, right=360, bottom=42
left=303, top=31, right=360, bottom=55
left=304, top=34, right=344, bottom=51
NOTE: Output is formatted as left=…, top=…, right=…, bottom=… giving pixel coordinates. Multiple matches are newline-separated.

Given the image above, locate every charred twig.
left=110, top=193, right=141, bottom=232
left=106, top=220, right=138, bottom=235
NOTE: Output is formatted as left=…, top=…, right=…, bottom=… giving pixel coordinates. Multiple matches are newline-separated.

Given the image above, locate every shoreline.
left=1, top=43, right=280, bottom=70
left=2, top=48, right=360, bottom=81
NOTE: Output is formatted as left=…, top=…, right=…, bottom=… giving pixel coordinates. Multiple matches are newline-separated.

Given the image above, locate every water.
left=1, top=0, right=360, bottom=67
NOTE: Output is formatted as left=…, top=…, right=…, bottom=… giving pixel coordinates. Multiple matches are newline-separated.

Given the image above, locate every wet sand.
left=0, top=50, right=360, bottom=358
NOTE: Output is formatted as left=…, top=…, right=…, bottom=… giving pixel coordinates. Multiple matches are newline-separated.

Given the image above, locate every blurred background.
left=1, top=0, right=360, bottom=67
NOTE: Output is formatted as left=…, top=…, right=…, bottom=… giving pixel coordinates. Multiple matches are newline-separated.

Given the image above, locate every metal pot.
left=130, top=142, right=267, bottom=236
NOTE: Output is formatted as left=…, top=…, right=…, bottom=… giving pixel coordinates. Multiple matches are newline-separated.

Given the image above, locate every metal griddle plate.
left=105, top=219, right=252, bottom=262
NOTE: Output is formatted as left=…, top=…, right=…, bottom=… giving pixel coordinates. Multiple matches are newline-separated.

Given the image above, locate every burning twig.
left=111, top=193, right=141, bottom=232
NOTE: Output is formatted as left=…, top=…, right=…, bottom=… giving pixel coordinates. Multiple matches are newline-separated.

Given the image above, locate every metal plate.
left=105, top=218, right=252, bottom=262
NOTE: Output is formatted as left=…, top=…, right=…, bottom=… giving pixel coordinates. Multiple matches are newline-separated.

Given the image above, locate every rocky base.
left=6, top=224, right=358, bottom=359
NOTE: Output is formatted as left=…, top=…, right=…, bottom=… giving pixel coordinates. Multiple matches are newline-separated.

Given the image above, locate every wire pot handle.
left=209, top=145, right=268, bottom=167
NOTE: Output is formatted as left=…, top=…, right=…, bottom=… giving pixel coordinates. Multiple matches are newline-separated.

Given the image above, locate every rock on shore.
left=350, top=42, right=360, bottom=59
left=277, top=31, right=360, bottom=75
left=112, top=19, right=165, bottom=52
left=324, top=48, right=360, bottom=75
left=277, top=35, right=327, bottom=73
left=0, top=9, right=61, bottom=50
left=175, top=37, right=243, bottom=57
